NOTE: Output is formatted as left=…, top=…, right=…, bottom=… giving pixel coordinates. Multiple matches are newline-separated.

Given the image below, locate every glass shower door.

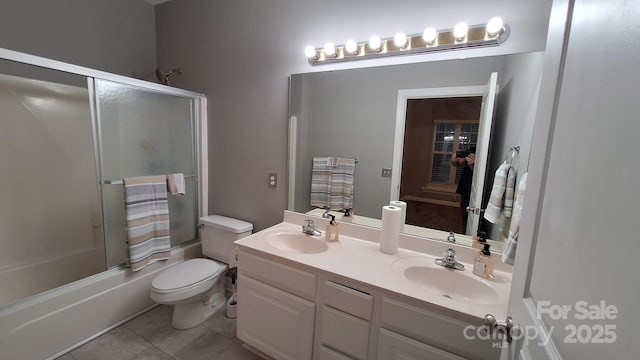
left=94, top=79, right=198, bottom=268
left=0, top=72, right=105, bottom=306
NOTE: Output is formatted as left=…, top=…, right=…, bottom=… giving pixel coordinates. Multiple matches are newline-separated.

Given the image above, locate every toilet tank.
left=199, top=215, right=253, bottom=263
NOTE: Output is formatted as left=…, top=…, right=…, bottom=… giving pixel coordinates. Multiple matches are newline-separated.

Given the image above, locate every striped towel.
left=124, top=175, right=171, bottom=272
left=484, top=162, right=513, bottom=223
left=310, top=156, right=356, bottom=210
left=503, top=166, right=517, bottom=218
left=502, top=173, right=527, bottom=265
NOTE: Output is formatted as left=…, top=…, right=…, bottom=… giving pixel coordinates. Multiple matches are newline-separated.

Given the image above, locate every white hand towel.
left=502, top=173, right=527, bottom=265
left=167, top=173, right=185, bottom=196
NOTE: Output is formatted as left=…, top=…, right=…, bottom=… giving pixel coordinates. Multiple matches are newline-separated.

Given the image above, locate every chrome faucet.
left=302, top=219, right=322, bottom=236
left=435, top=248, right=465, bottom=270
left=322, top=208, right=332, bottom=219
left=447, top=231, right=456, bottom=243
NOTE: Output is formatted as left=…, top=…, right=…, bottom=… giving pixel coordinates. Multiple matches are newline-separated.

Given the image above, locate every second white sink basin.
left=393, top=257, right=500, bottom=305
left=260, top=228, right=329, bottom=254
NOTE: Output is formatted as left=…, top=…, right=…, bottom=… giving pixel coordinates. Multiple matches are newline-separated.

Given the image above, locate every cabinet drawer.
left=320, top=306, right=370, bottom=360
left=238, top=251, right=316, bottom=299
left=380, top=297, right=498, bottom=360
left=318, top=346, right=355, bottom=360
left=377, top=329, right=467, bottom=360
left=323, top=281, right=373, bottom=320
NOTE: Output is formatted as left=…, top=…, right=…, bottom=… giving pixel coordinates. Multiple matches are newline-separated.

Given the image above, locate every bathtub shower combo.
left=0, top=54, right=204, bottom=307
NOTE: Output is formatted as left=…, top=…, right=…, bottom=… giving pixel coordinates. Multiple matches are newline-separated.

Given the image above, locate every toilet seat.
left=151, top=258, right=226, bottom=303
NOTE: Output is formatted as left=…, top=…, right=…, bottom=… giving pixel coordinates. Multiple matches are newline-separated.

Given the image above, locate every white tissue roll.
left=380, top=205, right=402, bottom=254
left=389, top=200, right=407, bottom=230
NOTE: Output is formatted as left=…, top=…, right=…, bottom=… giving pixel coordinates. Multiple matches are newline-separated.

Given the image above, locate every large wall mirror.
left=288, top=51, right=544, bottom=252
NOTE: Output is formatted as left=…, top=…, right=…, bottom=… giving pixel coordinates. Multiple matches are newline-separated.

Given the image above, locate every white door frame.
left=501, top=0, right=573, bottom=358
left=390, top=85, right=486, bottom=201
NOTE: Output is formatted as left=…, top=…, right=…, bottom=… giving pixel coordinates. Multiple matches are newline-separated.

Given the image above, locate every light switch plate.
left=381, top=168, right=392, bottom=177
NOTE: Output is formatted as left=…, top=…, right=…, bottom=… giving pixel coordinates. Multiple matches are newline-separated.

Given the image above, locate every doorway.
left=400, top=97, right=483, bottom=233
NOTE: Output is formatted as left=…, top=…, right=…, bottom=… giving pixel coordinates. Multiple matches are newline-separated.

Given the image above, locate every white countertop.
left=234, top=211, right=512, bottom=321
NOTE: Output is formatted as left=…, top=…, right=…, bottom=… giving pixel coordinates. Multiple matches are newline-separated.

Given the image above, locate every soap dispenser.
left=472, top=230, right=487, bottom=250
left=325, top=215, right=340, bottom=242
left=473, top=243, right=495, bottom=279
left=342, top=208, right=354, bottom=222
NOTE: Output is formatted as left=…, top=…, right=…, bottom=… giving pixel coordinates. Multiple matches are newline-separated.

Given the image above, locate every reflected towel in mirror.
left=310, top=156, right=356, bottom=210
left=502, top=173, right=527, bottom=265
left=484, top=162, right=516, bottom=223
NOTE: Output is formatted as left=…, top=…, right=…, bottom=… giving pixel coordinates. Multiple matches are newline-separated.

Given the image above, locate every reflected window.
left=429, top=121, right=479, bottom=186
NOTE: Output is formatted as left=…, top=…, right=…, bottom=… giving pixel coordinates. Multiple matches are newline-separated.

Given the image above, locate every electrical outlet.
left=268, top=173, right=277, bottom=188
left=381, top=168, right=392, bottom=177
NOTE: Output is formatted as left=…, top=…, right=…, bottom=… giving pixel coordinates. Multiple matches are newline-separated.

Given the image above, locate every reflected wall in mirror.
left=288, top=51, right=544, bottom=250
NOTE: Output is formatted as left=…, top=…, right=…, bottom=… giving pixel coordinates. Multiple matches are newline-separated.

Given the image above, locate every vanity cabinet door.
left=377, top=329, right=467, bottom=360
left=237, top=275, right=315, bottom=360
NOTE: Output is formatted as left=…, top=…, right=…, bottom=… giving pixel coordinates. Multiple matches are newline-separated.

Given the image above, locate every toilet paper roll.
left=228, top=246, right=239, bottom=268
left=389, top=200, right=407, bottom=231
left=379, top=205, right=402, bottom=254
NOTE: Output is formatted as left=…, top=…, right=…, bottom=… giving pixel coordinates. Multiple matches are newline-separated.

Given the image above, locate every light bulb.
left=394, top=32, right=407, bottom=47
left=453, top=22, right=469, bottom=40
left=324, top=42, right=336, bottom=56
left=345, top=40, right=358, bottom=54
left=304, top=45, right=316, bottom=58
left=422, top=27, right=437, bottom=44
left=369, top=35, right=381, bottom=50
left=486, top=17, right=504, bottom=36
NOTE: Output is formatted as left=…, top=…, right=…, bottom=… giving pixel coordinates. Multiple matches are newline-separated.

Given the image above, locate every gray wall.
left=291, top=57, right=504, bottom=219
left=0, top=0, right=157, bottom=78
left=485, top=51, right=544, bottom=240
left=155, top=0, right=553, bottom=231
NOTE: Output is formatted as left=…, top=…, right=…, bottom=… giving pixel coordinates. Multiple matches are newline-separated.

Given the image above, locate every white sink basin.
left=393, top=257, right=500, bottom=305
left=261, top=229, right=329, bottom=254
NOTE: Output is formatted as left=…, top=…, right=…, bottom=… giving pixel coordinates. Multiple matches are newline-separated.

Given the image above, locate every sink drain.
left=442, top=294, right=452, bottom=299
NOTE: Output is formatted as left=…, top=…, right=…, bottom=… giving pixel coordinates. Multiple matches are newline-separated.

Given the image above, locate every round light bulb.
left=453, top=22, right=469, bottom=40
left=486, top=17, right=504, bottom=36
left=394, top=32, right=407, bottom=47
left=304, top=45, right=316, bottom=58
left=422, top=27, right=437, bottom=44
left=324, top=42, right=336, bottom=56
left=369, top=35, right=381, bottom=50
left=345, top=40, right=358, bottom=54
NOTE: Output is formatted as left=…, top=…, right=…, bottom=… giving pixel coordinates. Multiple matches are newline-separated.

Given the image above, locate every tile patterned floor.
left=56, top=305, right=263, bottom=360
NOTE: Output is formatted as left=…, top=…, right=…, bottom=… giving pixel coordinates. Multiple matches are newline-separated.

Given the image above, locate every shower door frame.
left=0, top=47, right=209, bottom=283
left=0, top=47, right=208, bottom=219
left=0, top=46, right=210, bottom=359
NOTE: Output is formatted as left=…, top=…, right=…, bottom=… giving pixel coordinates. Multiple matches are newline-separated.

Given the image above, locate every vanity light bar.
left=305, top=18, right=509, bottom=65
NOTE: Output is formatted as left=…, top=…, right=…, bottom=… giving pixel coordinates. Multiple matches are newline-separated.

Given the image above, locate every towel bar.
left=102, top=174, right=196, bottom=185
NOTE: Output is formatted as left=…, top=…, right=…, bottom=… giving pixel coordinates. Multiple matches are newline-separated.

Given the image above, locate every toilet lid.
left=152, top=258, right=222, bottom=291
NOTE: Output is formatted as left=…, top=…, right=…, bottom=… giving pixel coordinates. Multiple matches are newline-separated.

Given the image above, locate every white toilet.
left=150, top=215, right=253, bottom=329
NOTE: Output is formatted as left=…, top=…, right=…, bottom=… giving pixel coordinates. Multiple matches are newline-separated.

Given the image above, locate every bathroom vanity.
left=235, top=211, right=512, bottom=360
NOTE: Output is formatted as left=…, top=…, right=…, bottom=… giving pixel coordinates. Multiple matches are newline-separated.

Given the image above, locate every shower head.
left=155, top=67, right=183, bottom=86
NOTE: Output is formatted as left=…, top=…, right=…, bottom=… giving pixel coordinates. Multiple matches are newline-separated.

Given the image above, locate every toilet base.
left=171, top=282, right=226, bottom=329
